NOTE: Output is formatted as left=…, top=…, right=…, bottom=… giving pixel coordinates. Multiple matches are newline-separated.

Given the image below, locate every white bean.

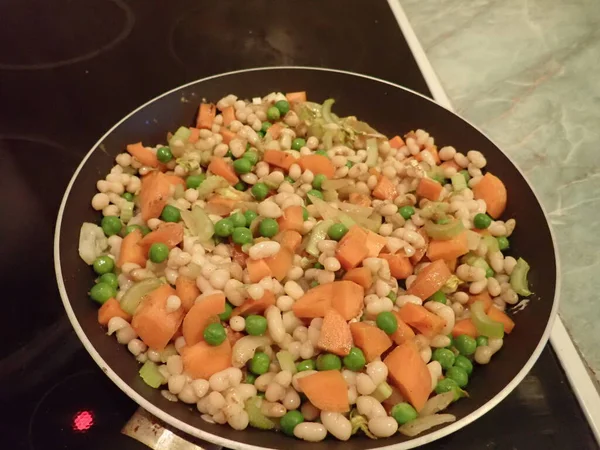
left=427, top=361, right=443, bottom=391
left=366, top=361, right=388, bottom=386
left=475, top=346, right=494, bottom=364
left=430, top=335, right=451, bottom=348
left=368, top=416, right=398, bottom=438
left=255, top=373, right=276, bottom=391
left=321, top=411, right=352, bottom=441
left=424, top=302, right=455, bottom=335
left=283, top=387, right=301, bottom=410
left=396, top=294, right=423, bottom=307
left=191, top=379, right=209, bottom=398
left=356, top=373, right=377, bottom=395
left=168, top=375, right=186, bottom=395
left=294, top=422, right=327, bottom=442
left=257, top=201, right=282, bottom=219
left=249, top=241, right=281, bottom=260
left=127, top=339, right=147, bottom=357
left=166, top=355, right=183, bottom=376
left=265, top=306, right=285, bottom=343
left=301, top=402, right=320, bottom=421
left=265, top=382, right=286, bottom=402
left=356, top=396, right=386, bottom=419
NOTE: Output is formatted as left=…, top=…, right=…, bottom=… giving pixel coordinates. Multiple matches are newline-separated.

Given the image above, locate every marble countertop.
left=401, top=0, right=600, bottom=383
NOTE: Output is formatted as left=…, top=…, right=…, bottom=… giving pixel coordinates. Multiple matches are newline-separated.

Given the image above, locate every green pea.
left=312, top=174, right=327, bottom=189
left=474, top=213, right=492, bottom=229
left=214, top=218, right=234, bottom=237
left=485, top=267, right=495, bottom=278
left=122, top=192, right=134, bottom=202
left=430, top=290, right=447, bottom=304
left=275, top=100, right=290, bottom=115
left=251, top=182, right=269, bottom=200
left=446, top=366, right=469, bottom=388
left=454, top=355, right=474, bottom=376
left=435, top=378, right=461, bottom=400
left=156, top=146, right=173, bottom=163
left=245, top=315, right=268, bottom=336
left=343, top=347, right=366, bottom=371
left=296, top=359, right=316, bottom=372
left=234, top=181, right=247, bottom=191
left=261, top=121, right=272, bottom=133
left=390, top=402, right=418, bottom=425
left=218, top=302, right=233, bottom=321
left=327, top=223, right=348, bottom=241
left=454, top=334, right=477, bottom=356
left=437, top=217, right=450, bottom=225
left=245, top=372, right=257, bottom=384
left=124, top=224, right=141, bottom=236
left=243, top=151, right=259, bottom=165
left=186, top=174, right=206, bottom=189
left=233, top=158, right=252, bottom=175
left=225, top=150, right=233, bottom=158
left=203, top=322, right=227, bottom=346
left=280, top=410, right=304, bottom=436
left=476, top=336, right=488, bottom=347
left=140, top=225, right=151, bottom=236
left=284, top=176, right=295, bottom=184
left=398, top=205, right=415, bottom=220
left=249, top=351, right=270, bottom=375
left=232, top=227, right=253, bottom=245
left=93, top=255, right=114, bottom=275
left=302, top=207, right=309, bottom=221
left=314, top=262, right=324, bottom=269
left=432, top=348, right=456, bottom=370
left=244, top=210, right=258, bottom=227
left=230, top=212, right=247, bottom=228
left=306, top=189, right=323, bottom=203
left=291, top=138, right=306, bottom=151
left=101, top=216, right=122, bottom=237
left=98, top=272, right=118, bottom=290
left=346, top=161, right=354, bottom=168
left=315, top=149, right=327, bottom=156
left=89, top=282, right=115, bottom=304
left=497, top=236, right=510, bottom=251
left=266, top=106, right=281, bottom=121
left=310, top=280, right=319, bottom=288
left=376, top=311, right=398, bottom=334
left=149, top=242, right=169, bottom=263
left=259, top=218, right=279, bottom=238
left=161, top=205, right=181, bottom=223
left=387, top=291, right=397, bottom=302
left=316, top=353, right=342, bottom=371
left=460, top=170, right=471, bottom=183
left=257, top=130, right=265, bottom=138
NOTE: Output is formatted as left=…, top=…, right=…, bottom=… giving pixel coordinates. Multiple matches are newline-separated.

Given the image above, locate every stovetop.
left=0, top=0, right=597, bottom=449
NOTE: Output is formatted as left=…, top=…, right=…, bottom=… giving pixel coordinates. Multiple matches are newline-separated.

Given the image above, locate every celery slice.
left=139, top=361, right=165, bottom=388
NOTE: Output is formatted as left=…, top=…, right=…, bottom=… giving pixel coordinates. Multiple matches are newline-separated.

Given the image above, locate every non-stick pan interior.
left=56, top=68, right=557, bottom=449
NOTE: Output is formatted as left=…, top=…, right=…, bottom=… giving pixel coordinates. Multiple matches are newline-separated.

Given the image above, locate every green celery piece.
left=139, top=361, right=164, bottom=388
left=471, top=300, right=504, bottom=339
left=245, top=397, right=275, bottom=430
left=510, top=258, right=532, bottom=296
left=306, top=219, right=334, bottom=257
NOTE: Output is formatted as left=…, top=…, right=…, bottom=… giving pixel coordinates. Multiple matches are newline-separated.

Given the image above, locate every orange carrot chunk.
left=205, top=195, right=237, bottom=216
left=277, top=205, right=304, bottom=233
left=165, top=175, right=186, bottom=188
left=232, top=290, right=276, bottom=317
left=426, top=231, right=469, bottom=261
left=365, top=230, right=387, bottom=257
left=343, top=267, right=373, bottom=289
left=175, top=276, right=200, bottom=312
left=398, top=303, right=445, bottom=338
left=131, top=284, right=184, bottom=350
left=330, top=280, right=364, bottom=321
left=285, top=91, right=307, bottom=103
left=263, top=150, right=296, bottom=170
left=384, top=340, right=431, bottom=411
left=487, top=307, right=515, bottom=334
left=467, top=291, right=493, bottom=313
left=372, top=176, right=398, bottom=200
left=452, top=318, right=478, bottom=338
left=138, top=222, right=184, bottom=253
left=263, top=247, right=294, bottom=281
left=472, top=172, right=507, bottom=219
left=297, top=370, right=349, bottom=413
left=335, top=225, right=369, bottom=270
left=246, top=258, right=272, bottom=283
left=389, top=135, right=406, bottom=149
left=117, top=228, right=146, bottom=268
left=410, top=228, right=429, bottom=266
left=126, top=142, right=159, bottom=168
left=298, top=154, right=335, bottom=178
left=380, top=253, right=413, bottom=279
left=181, top=340, right=232, bottom=379
left=273, top=229, right=302, bottom=252
left=349, top=322, right=393, bottom=362
left=292, top=283, right=333, bottom=319
left=407, top=259, right=452, bottom=300
left=415, top=147, right=441, bottom=165
left=318, top=309, right=353, bottom=356
left=196, top=103, right=216, bottom=129
left=349, top=192, right=372, bottom=207
left=266, top=122, right=284, bottom=139
left=220, top=129, right=236, bottom=145
left=416, top=177, right=443, bottom=201
left=390, top=311, right=416, bottom=345
left=98, top=298, right=131, bottom=326
left=208, top=157, right=239, bottom=184
left=139, top=171, right=171, bottom=222
left=182, top=293, right=226, bottom=346
left=222, top=106, right=236, bottom=126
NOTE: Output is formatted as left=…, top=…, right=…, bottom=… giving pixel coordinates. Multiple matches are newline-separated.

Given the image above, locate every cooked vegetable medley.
left=80, top=91, right=531, bottom=441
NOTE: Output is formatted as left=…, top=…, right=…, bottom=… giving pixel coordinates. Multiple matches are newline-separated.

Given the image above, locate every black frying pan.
left=54, top=67, right=559, bottom=449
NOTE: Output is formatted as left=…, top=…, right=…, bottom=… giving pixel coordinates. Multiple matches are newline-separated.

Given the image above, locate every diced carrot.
left=220, top=128, right=236, bottom=145
left=297, top=370, right=349, bottom=413
left=264, top=246, right=294, bottom=282
left=389, top=135, right=406, bottom=149
left=349, top=192, right=371, bottom=207
left=181, top=340, right=232, bottom=379
left=139, top=171, right=171, bottom=221
left=196, top=103, right=216, bottom=129
left=335, top=225, right=369, bottom=270
left=416, top=178, right=443, bottom=201
left=117, top=228, right=146, bottom=268
left=426, top=231, right=469, bottom=261
left=452, top=318, right=478, bottom=338
left=384, top=340, right=431, bottom=411
left=98, top=298, right=131, bottom=326
left=292, top=283, right=333, bottom=319
left=365, top=230, right=387, bottom=257
left=445, top=258, right=458, bottom=272
left=440, top=160, right=461, bottom=171
left=415, top=147, right=441, bottom=165
left=263, top=150, right=296, bottom=170
left=182, top=292, right=226, bottom=346
left=350, top=322, right=393, bottom=362
left=343, top=267, right=373, bottom=289
left=175, top=276, right=200, bottom=312
left=139, top=222, right=184, bottom=253
left=232, top=290, right=276, bottom=317
left=398, top=303, right=445, bottom=338
left=472, top=173, right=507, bottom=219
left=467, top=291, right=493, bottom=313
left=372, top=176, right=397, bottom=200
left=407, top=259, right=452, bottom=300
left=330, top=280, right=364, bottom=321
left=246, top=258, right=272, bottom=283
left=231, top=245, right=248, bottom=268
left=298, top=154, right=335, bottom=178
left=277, top=205, right=304, bottom=233
left=487, top=307, right=515, bottom=334
left=273, top=229, right=302, bottom=252
left=390, top=311, right=416, bottom=345
left=188, top=127, right=200, bottom=144
left=165, top=175, right=186, bottom=187
left=208, top=157, right=239, bottom=184
left=126, top=142, right=159, bottom=168
left=205, top=195, right=236, bottom=216
left=380, top=253, right=413, bottom=280
left=410, top=228, right=429, bottom=266
left=266, top=122, right=284, bottom=139
left=222, top=106, right=236, bottom=126
left=131, top=284, right=184, bottom=350
left=318, top=309, right=353, bottom=356
left=285, top=91, right=307, bottom=103
left=368, top=167, right=380, bottom=177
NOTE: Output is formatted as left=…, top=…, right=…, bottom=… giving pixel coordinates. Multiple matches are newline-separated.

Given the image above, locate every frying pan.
left=54, top=67, right=559, bottom=449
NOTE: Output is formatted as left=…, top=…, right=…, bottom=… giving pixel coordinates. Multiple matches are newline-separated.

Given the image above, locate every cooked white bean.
left=356, top=396, right=386, bottom=419
left=427, top=361, right=443, bottom=391
left=420, top=346, right=432, bottom=363
left=168, top=375, right=186, bottom=395
left=230, top=316, right=245, bottom=332
left=356, top=373, right=377, bottom=395
left=424, top=301, right=455, bottom=335
left=178, top=383, right=198, bottom=404
left=366, top=361, right=388, bottom=386
left=283, top=387, right=301, bottom=410
left=469, top=279, right=488, bottom=295
left=396, top=294, right=423, bottom=307
left=368, top=416, right=398, bottom=438
left=249, top=241, right=281, bottom=260
left=255, top=372, right=276, bottom=391
left=294, top=422, right=327, bottom=442
left=191, top=379, right=209, bottom=398
left=127, top=338, right=147, bottom=357
left=321, top=411, right=352, bottom=441
left=257, top=201, right=282, bottom=219
left=276, top=295, right=295, bottom=312
left=475, top=346, right=494, bottom=364
left=166, top=355, right=183, bottom=375
left=247, top=283, right=265, bottom=300
left=265, top=382, right=286, bottom=402
left=116, top=326, right=137, bottom=345
left=430, top=335, right=451, bottom=348
left=301, top=401, right=320, bottom=420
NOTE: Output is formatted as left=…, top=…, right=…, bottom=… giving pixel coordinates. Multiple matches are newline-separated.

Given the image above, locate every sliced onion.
left=398, top=414, right=456, bottom=437
left=231, top=335, right=272, bottom=368
left=78, top=223, right=108, bottom=265
left=338, top=202, right=373, bottom=217
left=419, top=392, right=455, bottom=417
left=322, top=179, right=351, bottom=191
left=323, top=190, right=339, bottom=202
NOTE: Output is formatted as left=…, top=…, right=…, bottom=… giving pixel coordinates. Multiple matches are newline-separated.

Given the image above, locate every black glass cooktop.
left=0, top=0, right=597, bottom=449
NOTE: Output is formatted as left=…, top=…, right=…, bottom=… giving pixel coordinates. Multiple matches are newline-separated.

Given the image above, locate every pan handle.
left=122, top=407, right=222, bottom=450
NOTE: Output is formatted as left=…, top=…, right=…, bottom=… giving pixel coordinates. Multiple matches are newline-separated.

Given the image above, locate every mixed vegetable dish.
left=78, top=90, right=532, bottom=442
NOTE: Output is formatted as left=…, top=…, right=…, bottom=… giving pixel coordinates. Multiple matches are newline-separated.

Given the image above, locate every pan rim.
left=54, top=66, right=561, bottom=450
